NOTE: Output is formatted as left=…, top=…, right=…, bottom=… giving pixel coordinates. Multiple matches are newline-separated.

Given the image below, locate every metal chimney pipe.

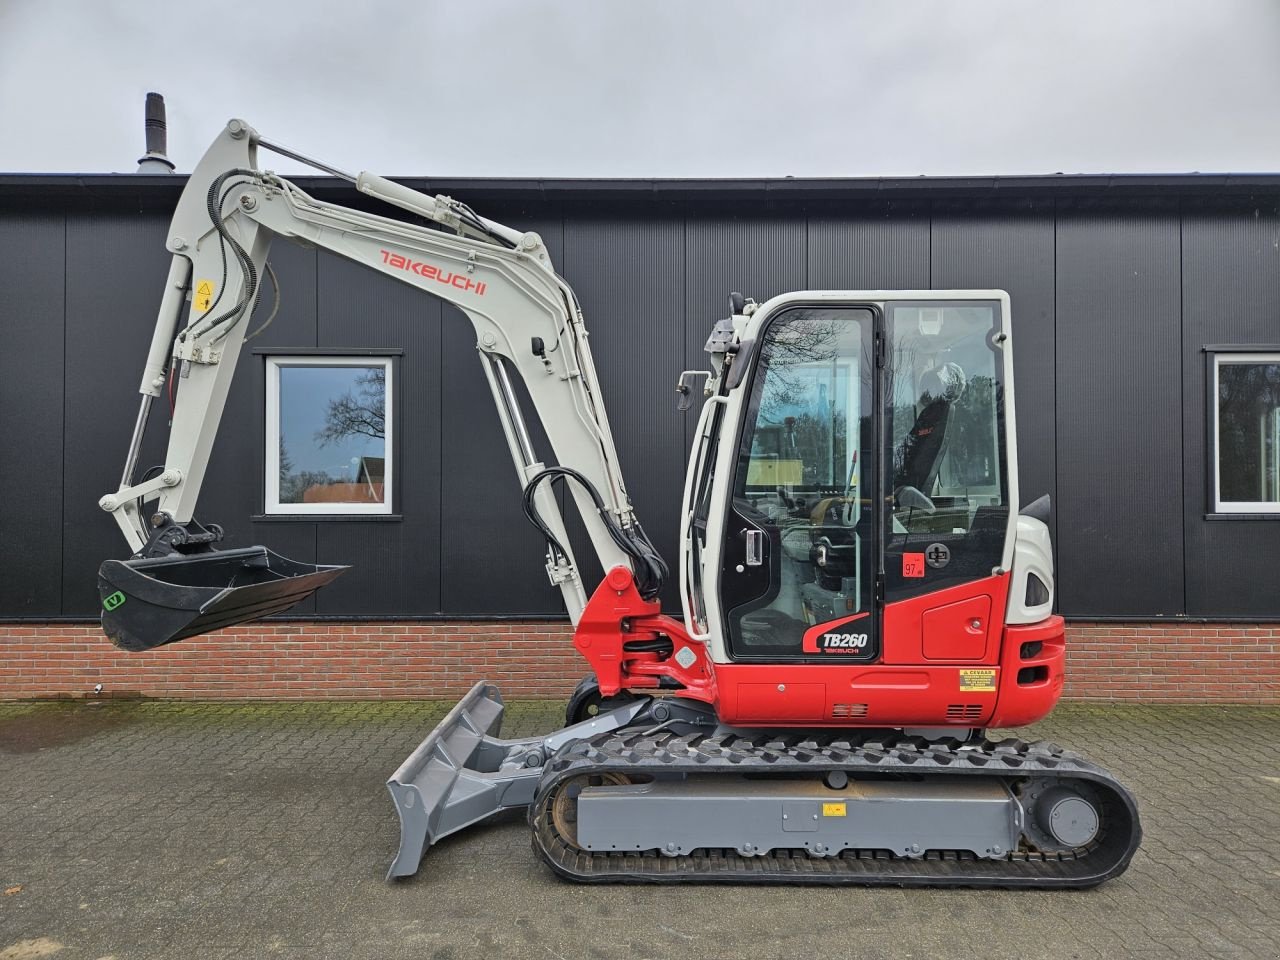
left=136, top=92, right=176, bottom=173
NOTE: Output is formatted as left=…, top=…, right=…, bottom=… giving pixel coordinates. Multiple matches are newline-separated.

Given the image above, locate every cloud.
left=1, top=0, right=1277, bottom=176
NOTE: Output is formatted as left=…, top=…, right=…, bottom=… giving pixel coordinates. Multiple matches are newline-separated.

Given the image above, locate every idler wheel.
left=549, top=772, right=631, bottom=849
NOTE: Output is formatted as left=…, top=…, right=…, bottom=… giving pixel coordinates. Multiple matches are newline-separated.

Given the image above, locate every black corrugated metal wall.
left=2, top=184, right=1277, bottom=621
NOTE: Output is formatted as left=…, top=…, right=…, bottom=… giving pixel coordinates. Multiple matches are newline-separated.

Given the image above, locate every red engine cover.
left=570, top=568, right=1065, bottom=731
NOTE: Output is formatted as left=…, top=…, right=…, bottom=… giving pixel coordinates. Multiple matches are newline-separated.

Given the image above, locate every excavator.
left=96, top=119, right=1141, bottom=887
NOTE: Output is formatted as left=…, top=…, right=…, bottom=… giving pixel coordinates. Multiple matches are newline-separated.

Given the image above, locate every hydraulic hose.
left=521, top=466, right=668, bottom=602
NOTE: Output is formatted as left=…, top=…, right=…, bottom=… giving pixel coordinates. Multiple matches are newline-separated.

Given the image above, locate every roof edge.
left=3, top=171, right=1280, bottom=203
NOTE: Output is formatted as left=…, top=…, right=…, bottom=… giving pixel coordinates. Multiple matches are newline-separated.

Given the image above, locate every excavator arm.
left=99, top=119, right=667, bottom=647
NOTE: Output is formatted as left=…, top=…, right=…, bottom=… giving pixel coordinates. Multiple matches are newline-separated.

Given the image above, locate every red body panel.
left=572, top=567, right=1064, bottom=730
left=573, top=567, right=716, bottom=705
left=880, top=575, right=1008, bottom=664
left=988, top=615, right=1066, bottom=728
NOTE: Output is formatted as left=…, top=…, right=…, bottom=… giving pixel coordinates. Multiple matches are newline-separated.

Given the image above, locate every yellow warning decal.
left=822, top=802, right=847, bottom=818
left=194, top=279, right=215, bottom=313
left=959, top=669, right=997, bottom=692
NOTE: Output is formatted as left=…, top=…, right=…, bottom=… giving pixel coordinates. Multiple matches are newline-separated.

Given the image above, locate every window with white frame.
left=1213, top=352, right=1280, bottom=514
left=266, top=357, right=393, bottom=515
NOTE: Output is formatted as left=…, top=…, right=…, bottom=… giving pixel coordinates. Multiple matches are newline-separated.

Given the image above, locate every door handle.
left=745, top=529, right=764, bottom=566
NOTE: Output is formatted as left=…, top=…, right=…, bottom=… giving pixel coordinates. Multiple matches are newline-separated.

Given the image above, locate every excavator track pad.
left=98, top=546, right=348, bottom=652
left=530, top=727, right=1141, bottom=887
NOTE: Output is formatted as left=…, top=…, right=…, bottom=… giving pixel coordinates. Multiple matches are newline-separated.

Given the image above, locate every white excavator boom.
left=99, top=119, right=670, bottom=646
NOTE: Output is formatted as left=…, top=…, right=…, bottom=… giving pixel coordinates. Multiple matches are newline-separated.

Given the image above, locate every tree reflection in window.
left=270, top=360, right=392, bottom=514
left=742, top=311, right=864, bottom=496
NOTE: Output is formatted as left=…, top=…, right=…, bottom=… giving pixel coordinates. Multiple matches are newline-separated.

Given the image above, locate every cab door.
left=720, top=305, right=879, bottom=662
left=881, top=302, right=1010, bottom=601
left=880, top=300, right=1012, bottom=663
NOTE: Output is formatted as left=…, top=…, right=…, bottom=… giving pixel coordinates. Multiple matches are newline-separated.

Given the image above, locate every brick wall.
left=1, top=620, right=1276, bottom=703
left=1062, top=622, right=1279, bottom=703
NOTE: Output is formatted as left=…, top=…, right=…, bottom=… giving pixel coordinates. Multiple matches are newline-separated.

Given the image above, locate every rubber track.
left=530, top=729, right=1142, bottom=887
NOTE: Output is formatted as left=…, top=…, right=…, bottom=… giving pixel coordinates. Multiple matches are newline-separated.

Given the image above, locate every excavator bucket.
left=98, top=546, right=349, bottom=652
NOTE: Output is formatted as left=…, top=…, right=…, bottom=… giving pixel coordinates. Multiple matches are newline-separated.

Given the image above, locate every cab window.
left=884, top=303, right=1008, bottom=600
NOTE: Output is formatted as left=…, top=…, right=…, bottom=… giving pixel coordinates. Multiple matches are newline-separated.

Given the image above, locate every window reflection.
left=269, top=360, right=392, bottom=514
left=728, top=309, right=873, bottom=657
left=1217, top=357, right=1280, bottom=509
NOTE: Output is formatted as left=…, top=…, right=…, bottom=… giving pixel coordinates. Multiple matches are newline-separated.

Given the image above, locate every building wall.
left=2, top=180, right=1279, bottom=702
left=1, top=621, right=1275, bottom=704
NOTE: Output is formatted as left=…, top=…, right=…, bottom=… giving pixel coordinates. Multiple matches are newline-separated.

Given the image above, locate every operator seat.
left=895, top=363, right=965, bottom=496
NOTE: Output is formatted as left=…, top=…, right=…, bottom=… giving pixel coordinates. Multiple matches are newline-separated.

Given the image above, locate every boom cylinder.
left=356, top=172, right=525, bottom=247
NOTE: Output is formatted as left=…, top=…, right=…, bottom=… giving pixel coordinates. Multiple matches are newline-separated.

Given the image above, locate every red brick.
left=1, top=619, right=1276, bottom=703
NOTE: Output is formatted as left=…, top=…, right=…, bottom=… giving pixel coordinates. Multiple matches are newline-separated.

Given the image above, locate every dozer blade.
left=98, top=546, right=349, bottom=652
left=386, top=680, right=651, bottom=880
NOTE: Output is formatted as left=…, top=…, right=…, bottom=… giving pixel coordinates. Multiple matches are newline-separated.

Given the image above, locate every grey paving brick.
left=0, top=700, right=1277, bottom=959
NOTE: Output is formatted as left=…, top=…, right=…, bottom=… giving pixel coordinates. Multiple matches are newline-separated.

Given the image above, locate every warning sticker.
left=822, top=802, right=847, bottom=818
left=194, top=279, right=215, bottom=313
left=902, top=552, right=926, bottom=578
left=959, top=669, right=997, bottom=692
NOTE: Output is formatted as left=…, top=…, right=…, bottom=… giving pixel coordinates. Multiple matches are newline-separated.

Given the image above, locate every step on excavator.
left=97, top=119, right=1141, bottom=887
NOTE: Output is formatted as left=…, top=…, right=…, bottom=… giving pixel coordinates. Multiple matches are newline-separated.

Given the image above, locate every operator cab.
left=685, top=293, right=1014, bottom=665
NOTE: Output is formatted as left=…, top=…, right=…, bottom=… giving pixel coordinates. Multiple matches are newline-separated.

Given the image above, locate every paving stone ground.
left=0, top=699, right=1277, bottom=960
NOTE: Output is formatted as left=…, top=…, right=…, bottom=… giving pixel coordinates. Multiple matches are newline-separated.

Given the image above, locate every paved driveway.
left=1, top=699, right=1277, bottom=960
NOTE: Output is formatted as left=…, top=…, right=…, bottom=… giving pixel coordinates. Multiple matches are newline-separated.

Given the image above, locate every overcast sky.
left=2, top=0, right=1278, bottom=178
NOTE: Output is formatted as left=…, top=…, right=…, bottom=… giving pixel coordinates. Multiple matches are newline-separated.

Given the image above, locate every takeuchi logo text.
left=378, top=249, right=487, bottom=295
